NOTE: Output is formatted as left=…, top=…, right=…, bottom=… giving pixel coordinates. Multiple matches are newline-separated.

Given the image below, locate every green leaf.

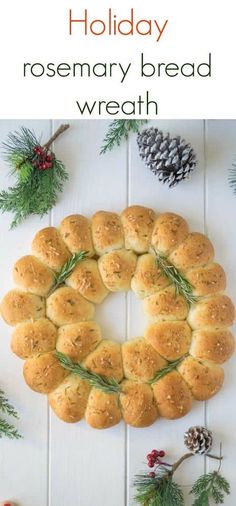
left=18, top=161, right=33, bottom=183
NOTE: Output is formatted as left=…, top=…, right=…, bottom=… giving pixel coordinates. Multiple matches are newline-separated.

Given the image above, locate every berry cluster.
left=146, top=449, right=166, bottom=478
left=33, top=145, right=54, bottom=171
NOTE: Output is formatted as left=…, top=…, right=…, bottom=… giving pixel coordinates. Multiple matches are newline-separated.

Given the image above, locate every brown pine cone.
left=184, top=426, right=213, bottom=454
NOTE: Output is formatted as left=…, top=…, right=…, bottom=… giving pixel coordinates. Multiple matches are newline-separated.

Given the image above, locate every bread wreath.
left=1, top=206, right=235, bottom=429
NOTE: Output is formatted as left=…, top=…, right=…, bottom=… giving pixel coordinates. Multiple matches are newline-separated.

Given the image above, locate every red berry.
left=158, top=450, right=165, bottom=458
left=148, top=472, right=155, bottom=478
left=46, top=154, right=52, bottom=162
left=151, top=449, right=159, bottom=458
left=147, top=460, right=154, bottom=468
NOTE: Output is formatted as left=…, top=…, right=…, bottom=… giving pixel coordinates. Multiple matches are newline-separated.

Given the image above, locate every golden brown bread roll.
left=151, top=212, right=189, bottom=254
left=48, top=374, right=91, bottom=423
left=169, top=232, right=214, bottom=271
left=145, top=321, right=192, bottom=361
left=46, top=286, right=94, bottom=326
left=60, top=214, right=95, bottom=257
left=120, top=380, right=159, bottom=427
left=152, top=370, right=193, bottom=419
left=66, top=258, right=108, bottom=303
left=85, top=389, right=122, bottom=429
left=190, top=329, right=235, bottom=364
left=121, top=205, right=156, bottom=253
left=144, top=286, right=188, bottom=322
left=186, top=263, right=226, bottom=296
left=56, top=321, right=102, bottom=362
left=188, top=295, right=235, bottom=330
left=131, top=253, right=169, bottom=298
left=178, top=356, right=224, bottom=400
left=23, top=352, right=68, bottom=394
left=84, top=340, right=123, bottom=382
left=1, top=289, right=45, bottom=326
left=92, top=211, right=124, bottom=255
left=122, top=338, right=167, bottom=382
left=13, top=255, right=54, bottom=296
left=98, top=249, right=137, bottom=292
left=11, top=318, right=57, bottom=359
left=32, top=227, right=71, bottom=272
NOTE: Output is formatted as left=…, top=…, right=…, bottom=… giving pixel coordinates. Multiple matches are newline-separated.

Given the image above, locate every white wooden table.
left=0, top=119, right=235, bottom=506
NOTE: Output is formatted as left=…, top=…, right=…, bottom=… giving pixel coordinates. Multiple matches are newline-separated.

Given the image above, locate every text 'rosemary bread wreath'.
left=1, top=207, right=235, bottom=429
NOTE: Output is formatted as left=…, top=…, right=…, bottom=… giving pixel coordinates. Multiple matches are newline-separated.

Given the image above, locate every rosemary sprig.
left=55, top=351, right=121, bottom=394
left=50, top=251, right=88, bottom=294
left=149, top=356, right=187, bottom=384
left=0, top=390, right=22, bottom=439
left=100, top=120, right=148, bottom=154
left=0, top=418, right=22, bottom=440
left=154, top=251, right=199, bottom=306
left=0, top=389, right=19, bottom=419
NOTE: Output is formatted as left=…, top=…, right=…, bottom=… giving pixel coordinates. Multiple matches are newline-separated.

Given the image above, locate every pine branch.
left=153, top=251, right=199, bottom=306
left=55, top=351, right=121, bottom=394
left=190, top=471, right=230, bottom=505
left=134, top=471, right=184, bottom=506
left=149, top=356, right=187, bottom=384
left=100, top=120, right=148, bottom=154
left=0, top=418, right=22, bottom=440
left=0, top=389, right=19, bottom=419
left=49, top=250, right=88, bottom=294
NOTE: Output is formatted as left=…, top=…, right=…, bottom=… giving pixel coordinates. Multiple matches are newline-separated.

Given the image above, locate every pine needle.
left=0, top=390, right=22, bottom=440
left=100, top=120, right=148, bottom=154
left=55, top=351, right=121, bottom=394
left=134, top=471, right=184, bottom=506
left=50, top=251, right=88, bottom=294
left=0, top=389, right=19, bottom=419
left=154, top=251, right=199, bottom=306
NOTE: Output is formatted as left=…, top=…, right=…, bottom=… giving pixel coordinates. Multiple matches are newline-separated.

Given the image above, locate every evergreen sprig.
left=149, top=356, right=187, bottom=384
left=134, top=470, right=184, bottom=506
left=154, top=251, right=199, bottom=306
left=55, top=351, right=121, bottom=394
left=0, top=125, right=69, bottom=228
left=100, top=120, right=148, bottom=154
left=0, top=389, right=22, bottom=440
left=190, top=471, right=230, bottom=505
left=50, top=250, right=88, bottom=294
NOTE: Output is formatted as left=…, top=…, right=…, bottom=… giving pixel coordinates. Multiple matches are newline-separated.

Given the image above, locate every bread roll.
left=98, top=249, right=137, bottom=292
left=145, top=321, right=192, bottom=361
left=131, top=253, right=169, bottom=298
left=66, top=258, right=108, bottom=303
left=92, top=211, right=124, bottom=255
left=13, top=255, right=54, bottom=296
left=152, top=370, right=193, bottom=419
left=32, top=227, right=70, bottom=272
left=11, top=318, right=57, bottom=359
left=84, top=340, right=123, bottom=382
left=188, top=295, right=235, bottom=330
left=151, top=212, right=189, bottom=254
left=186, top=263, right=226, bottom=296
left=122, top=338, right=167, bottom=382
left=120, top=380, right=159, bottom=427
left=23, top=352, right=68, bottom=394
left=144, top=286, right=188, bottom=322
left=46, top=286, right=94, bottom=326
left=56, top=321, right=102, bottom=362
left=1, top=289, right=45, bottom=326
left=190, top=329, right=235, bottom=364
left=48, top=374, right=91, bottom=423
left=60, top=214, right=94, bottom=257
left=121, top=205, right=156, bottom=253
left=178, top=356, right=224, bottom=400
left=85, top=389, right=121, bottom=429
left=169, top=232, right=214, bottom=271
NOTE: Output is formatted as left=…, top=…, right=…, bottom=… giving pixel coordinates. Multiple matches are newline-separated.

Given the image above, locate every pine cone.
left=184, top=426, right=213, bottom=455
left=137, top=127, right=197, bottom=188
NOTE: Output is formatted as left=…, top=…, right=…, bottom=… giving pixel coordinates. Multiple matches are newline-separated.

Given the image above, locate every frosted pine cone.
left=137, top=127, right=197, bottom=188
left=184, top=426, right=213, bottom=455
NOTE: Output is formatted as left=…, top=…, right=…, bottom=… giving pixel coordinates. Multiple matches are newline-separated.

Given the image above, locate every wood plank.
left=49, top=120, right=127, bottom=506
left=127, top=120, right=206, bottom=506
left=0, top=120, right=51, bottom=505
left=205, top=120, right=236, bottom=504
